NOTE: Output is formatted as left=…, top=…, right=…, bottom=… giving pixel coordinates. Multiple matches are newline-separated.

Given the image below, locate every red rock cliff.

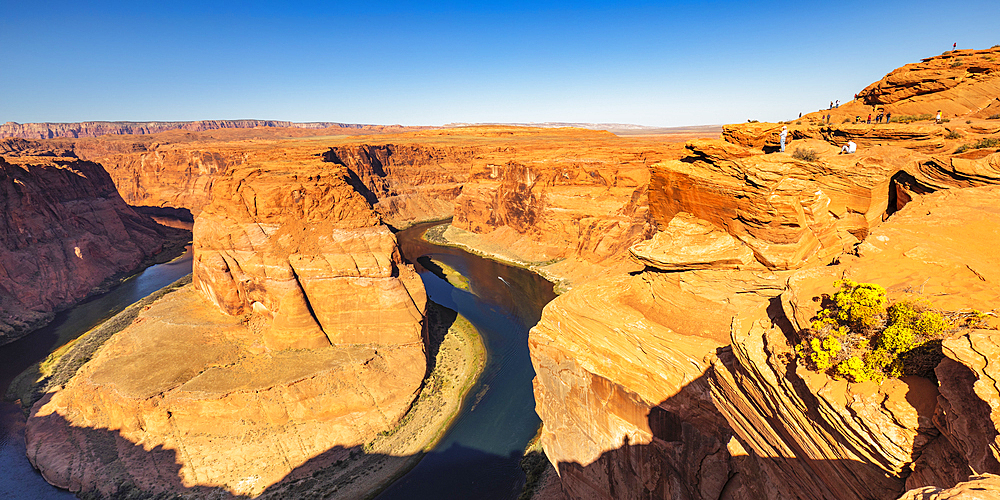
left=0, top=155, right=182, bottom=345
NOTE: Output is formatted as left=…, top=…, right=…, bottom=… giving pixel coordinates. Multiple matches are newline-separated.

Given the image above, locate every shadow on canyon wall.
left=548, top=333, right=986, bottom=500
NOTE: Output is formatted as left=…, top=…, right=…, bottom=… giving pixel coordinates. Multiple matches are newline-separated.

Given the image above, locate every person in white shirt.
left=840, top=140, right=857, bottom=154
left=780, top=125, right=788, bottom=152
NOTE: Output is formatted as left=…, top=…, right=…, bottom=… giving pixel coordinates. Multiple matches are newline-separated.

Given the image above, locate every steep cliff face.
left=530, top=270, right=785, bottom=499
left=193, top=162, right=426, bottom=351
left=709, top=185, right=1000, bottom=499
left=0, top=155, right=182, bottom=345
left=24, top=126, right=691, bottom=289
left=530, top=51, right=1000, bottom=498
left=25, top=160, right=427, bottom=497
left=323, top=143, right=473, bottom=228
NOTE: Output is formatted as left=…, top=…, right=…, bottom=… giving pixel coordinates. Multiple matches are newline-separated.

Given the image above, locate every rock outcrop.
left=323, top=143, right=472, bottom=228
left=529, top=269, right=786, bottom=499
left=648, top=138, right=901, bottom=269
left=857, top=47, right=1000, bottom=119
left=15, top=126, right=694, bottom=288
left=0, top=155, right=183, bottom=345
left=896, top=474, right=1000, bottom=500
left=530, top=49, right=1000, bottom=499
left=193, top=162, right=426, bottom=351
left=24, top=160, right=428, bottom=497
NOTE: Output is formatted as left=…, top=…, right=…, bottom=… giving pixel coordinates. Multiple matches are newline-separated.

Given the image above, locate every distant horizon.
left=3, top=118, right=726, bottom=129
left=3, top=1, right=998, bottom=127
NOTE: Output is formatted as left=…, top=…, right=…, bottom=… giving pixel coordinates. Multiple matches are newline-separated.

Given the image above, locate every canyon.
left=2, top=45, right=999, bottom=499
left=0, top=155, right=187, bottom=345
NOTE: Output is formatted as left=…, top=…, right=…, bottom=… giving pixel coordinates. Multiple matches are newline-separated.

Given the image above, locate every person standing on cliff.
left=885, top=112, right=892, bottom=123
left=780, top=125, right=788, bottom=152
left=936, top=110, right=942, bottom=124
left=867, top=113, right=872, bottom=124
left=953, top=42, right=957, bottom=51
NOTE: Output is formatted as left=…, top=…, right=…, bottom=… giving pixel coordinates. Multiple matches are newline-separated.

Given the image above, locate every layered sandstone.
left=531, top=49, right=1000, bottom=499
left=534, top=184, right=1000, bottom=500
left=323, top=143, right=473, bottom=228
left=0, top=155, right=183, bottom=345
left=529, top=269, right=786, bottom=499
left=13, top=126, right=696, bottom=288
left=25, top=160, right=428, bottom=497
left=897, top=474, right=1000, bottom=500
left=648, top=138, right=902, bottom=269
left=193, top=162, right=426, bottom=351
left=25, top=285, right=424, bottom=498
left=857, top=47, right=1000, bottom=119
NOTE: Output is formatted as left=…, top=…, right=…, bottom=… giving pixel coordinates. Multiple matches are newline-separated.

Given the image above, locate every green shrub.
left=794, top=281, right=981, bottom=383
left=972, top=137, right=1000, bottom=149
left=836, top=356, right=871, bottom=382
left=988, top=114, right=1000, bottom=120
left=894, top=113, right=934, bottom=124
left=792, top=147, right=819, bottom=162
left=832, top=279, right=888, bottom=329
left=945, top=130, right=963, bottom=139
left=951, top=60, right=963, bottom=68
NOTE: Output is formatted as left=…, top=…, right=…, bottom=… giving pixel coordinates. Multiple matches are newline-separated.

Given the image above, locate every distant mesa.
left=0, top=119, right=385, bottom=140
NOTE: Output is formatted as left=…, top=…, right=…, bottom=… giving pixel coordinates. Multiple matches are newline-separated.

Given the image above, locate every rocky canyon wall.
left=0, top=155, right=183, bottom=345
left=322, top=143, right=472, bottom=228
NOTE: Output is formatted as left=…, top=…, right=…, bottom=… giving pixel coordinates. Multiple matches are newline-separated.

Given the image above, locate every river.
left=0, top=247, right=194, bottom=499
left=0, top=221, right=556, bottom=499
left=379, top=222, right=557, bottom=500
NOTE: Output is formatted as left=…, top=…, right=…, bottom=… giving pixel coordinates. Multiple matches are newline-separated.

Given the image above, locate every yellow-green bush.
left=795, top=280, right=979, bottom=383
left=831, top=280, right=887, bottom=330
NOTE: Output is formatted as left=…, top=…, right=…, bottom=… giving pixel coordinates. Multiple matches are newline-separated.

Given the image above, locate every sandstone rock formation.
left=24, top=159, right=428, bottom=497
left=529, top=48, right=1000, bottom=499
left=323, top=143, right=472, bottom=228
left=0, top=155, right=184, bottom=345
left=12, top=126, right=695, bottom=288
left=628, top=212, right=756, bottom=270
left=25, top=285, right=424, bottom=498
left=193, top=162, right=426, bottom=351
left=529, top=269, right=786, bottom=499
left=648, top=138, right=900, bottom=269
left=857, top=48, right=1000, bottom=119
left=896, top=474, right=1000, bottom=500
left=533, top=184, right=1000, bottom=500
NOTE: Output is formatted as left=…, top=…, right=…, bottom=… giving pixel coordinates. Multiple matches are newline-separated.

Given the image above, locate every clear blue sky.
left=1, top=1, right=997, bottom=127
